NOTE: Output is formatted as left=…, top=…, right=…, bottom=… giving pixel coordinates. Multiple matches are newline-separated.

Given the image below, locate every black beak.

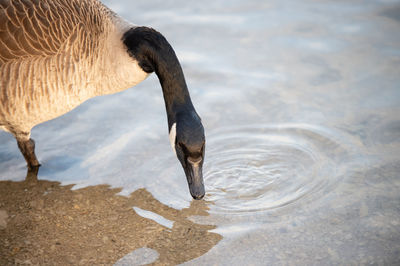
left=185, top=157, right=205, bottom=200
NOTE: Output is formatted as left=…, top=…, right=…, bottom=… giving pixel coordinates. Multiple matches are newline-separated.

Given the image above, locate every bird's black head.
left=169, top=111, right=205, bottom=200
left=123, top=26, right=205, bottom=199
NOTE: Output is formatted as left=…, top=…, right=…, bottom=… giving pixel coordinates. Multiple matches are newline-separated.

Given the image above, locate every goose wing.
left=0, top=0, right=107, bottom=65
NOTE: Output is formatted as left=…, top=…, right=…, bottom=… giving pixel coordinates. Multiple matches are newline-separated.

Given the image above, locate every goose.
left=0, top=0, right=205, bottom=199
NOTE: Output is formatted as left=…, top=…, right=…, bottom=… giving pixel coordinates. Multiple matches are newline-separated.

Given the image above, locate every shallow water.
left=1, top=0, right=400, bottom=264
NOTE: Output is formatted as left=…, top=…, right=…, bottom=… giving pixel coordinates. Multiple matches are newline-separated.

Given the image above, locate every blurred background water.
left=1, top=0, right=400, bottom=264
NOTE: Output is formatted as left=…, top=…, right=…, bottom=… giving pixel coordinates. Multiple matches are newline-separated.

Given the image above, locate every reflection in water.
left=0, top=171, right=221, bottom=265
left=116, top=247, right=160, bottom=265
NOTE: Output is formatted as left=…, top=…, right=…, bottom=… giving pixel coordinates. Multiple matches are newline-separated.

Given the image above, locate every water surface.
left=1, top=0, right=400, bottom=264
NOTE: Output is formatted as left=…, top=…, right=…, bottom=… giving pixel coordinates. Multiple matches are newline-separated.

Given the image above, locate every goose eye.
left=178, top=142, right=188, bottom=153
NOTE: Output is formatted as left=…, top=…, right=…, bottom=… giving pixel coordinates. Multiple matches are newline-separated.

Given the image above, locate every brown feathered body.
left=0, top=0, right=148, bottom=140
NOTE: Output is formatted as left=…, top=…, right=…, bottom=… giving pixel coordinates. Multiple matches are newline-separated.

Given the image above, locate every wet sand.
left=0, top=170, right=221, bottom=265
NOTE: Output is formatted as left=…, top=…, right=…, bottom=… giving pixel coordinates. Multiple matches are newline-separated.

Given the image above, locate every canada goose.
left=0, top=0, right=205, bottom=199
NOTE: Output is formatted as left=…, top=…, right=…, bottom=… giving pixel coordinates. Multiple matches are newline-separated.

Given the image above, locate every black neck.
left=123, top=27, right=195, bottom=129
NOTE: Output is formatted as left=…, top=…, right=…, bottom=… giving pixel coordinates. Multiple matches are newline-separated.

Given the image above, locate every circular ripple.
left=204, top=124, right=349, bottom=214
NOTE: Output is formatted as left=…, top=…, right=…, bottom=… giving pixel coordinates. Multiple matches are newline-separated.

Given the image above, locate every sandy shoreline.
left=0, top=172, right=221, bottom=265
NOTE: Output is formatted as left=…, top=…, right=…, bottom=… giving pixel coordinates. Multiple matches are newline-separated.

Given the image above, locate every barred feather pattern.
left=0, top=0, right=148, bottom=139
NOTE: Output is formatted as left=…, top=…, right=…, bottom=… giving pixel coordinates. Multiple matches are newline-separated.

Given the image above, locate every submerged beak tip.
left=190, top=187, right=205, bottom=200
left=192, top=193, right=205, bottom=200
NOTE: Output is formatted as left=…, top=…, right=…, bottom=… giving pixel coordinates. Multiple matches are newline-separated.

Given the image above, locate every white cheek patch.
left=169, top=123, right=177, bottom=154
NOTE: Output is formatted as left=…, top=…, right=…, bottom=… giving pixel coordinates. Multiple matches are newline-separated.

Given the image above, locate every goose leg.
left=25, top=164, right=40, bottom=183
left=17, top=138, right=40, bottom=170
